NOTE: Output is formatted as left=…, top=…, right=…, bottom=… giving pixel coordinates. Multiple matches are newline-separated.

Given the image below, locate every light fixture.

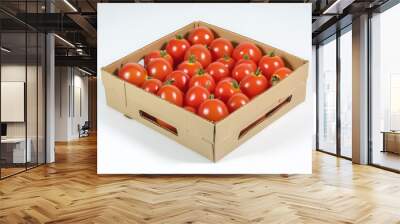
left=1, top=47, right=11, bottom=53
left=63, top=0, right=78, bottom=12
left=322, top=0, right=354, bottom=15
left=54, top=34, right=75, bottom=48
left=78, top=67, right=93, bottom=76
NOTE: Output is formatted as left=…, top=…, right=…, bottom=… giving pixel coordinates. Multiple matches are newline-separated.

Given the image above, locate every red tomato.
left=177, top=56, right=203, bottom=78
left=216, top=56, right=236, bottom=72
left=185, top=86, right=210, bottom=109
left=144, top=50, right=174, bottom=68
left=209, top=38, right=233, bottom=60
left=184, top=106, right=196, bottom=113
left=146, top=58, right=172, bottom=81
left=188, top=26, right=214, bottom=46
left=118, top=63, right=147, bottom=86
left=231, top=63, right=254, bottom=83
left=184, top=44, right=212, bottom=68
left=189, top=69, right=216, bottom=93
left=227, top=93, right=249, bottom=113
left=232, top=42, right=262, bottom=63
left=141, top=78, right=162, bottom=94
left=214, top=79, right=241, bottom=102
left=206, top=62, right=230, bottom=83
left=198, top=97, right=229, bottom=122
left=235, top=54, right=257, bottom=71
left=239, top=69, right=270, bottom=99
left=165, top=35, right=191, bottom=66
left=165, top=70, right=190, bottom=92
left=258, top=52, right=285, bottom=80
left=157, top=82, right=183, bottom=107
left=271, top=67, right=292, bottom=86
left=156, top=119, right=175, bottom=132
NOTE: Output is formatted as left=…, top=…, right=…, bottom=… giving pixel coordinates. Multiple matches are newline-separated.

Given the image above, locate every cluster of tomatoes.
left=118, top=26, right=292, bottom=125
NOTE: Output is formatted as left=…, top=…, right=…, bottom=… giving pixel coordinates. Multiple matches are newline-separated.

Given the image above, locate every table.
left=1, top=138, right=31, bottom=163
left=381, top=131, right=400, bottom=154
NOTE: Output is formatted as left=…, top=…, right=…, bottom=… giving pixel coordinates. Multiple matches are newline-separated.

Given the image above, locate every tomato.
left=146, top=58, right=172, bottom=81
left=177, top=55, right=203, bottom=78
left=144, top=50, right=174, bottom=68
left=239, top=69, right=270, bottom=99
left=258, top=52, right=285, bottom=80
left=235, top=54, right=257, bottom=71
left=165, top=70, right=190, bottom=92
left=185, top=86, right=210, bottom=109
left=198, top=96, right=229, bottom=122
left=165, top=35, right=191, bottom=66
left=156, top=118, right=176, bottom=132
left=184, top=44, right=212, bottom=68
left=184, top=106, right=196, bottom=113
left=188, top=26, right=214, bottom=46
left=232, top=42, right=262, bottom=64
left=189, top=69, right=216, bottom=93
left=227, top=92, right=249, bottom=113
left=118, top=63, right=147, bottom=86
left=141, top=78, right=162, bottom=94
left=271, top=67, right=292, bottom=86
left=209, top=38, right=233, bottom=60
left=231, top=63, right=254, bottom=83
left=214, top=78, right=241, bottom=102
left=157, top=81, right=183, bottom=107
left=206, top=62, right=230, bottom=83
left=216, top=56, right=236, bottom=72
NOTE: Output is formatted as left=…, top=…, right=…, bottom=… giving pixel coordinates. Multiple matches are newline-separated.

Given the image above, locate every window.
left=317, top=37, right=337, bottom=154
left=370, top=3, right=400, bottom=171
left=339, top=29, right=352, bottom=158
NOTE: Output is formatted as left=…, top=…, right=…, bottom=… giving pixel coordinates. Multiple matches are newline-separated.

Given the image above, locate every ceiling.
left=0, top=0, right=394, bottom=73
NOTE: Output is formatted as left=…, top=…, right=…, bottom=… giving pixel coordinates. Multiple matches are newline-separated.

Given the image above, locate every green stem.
left=231, top=80, right=239, bottom=89
left=188, top=55, right=196, bottom=63
left=271, top=75, right=280, bottom=86
left=267, top=51, right=275, bottom=57
left=197, top=68, right=205, bottom=75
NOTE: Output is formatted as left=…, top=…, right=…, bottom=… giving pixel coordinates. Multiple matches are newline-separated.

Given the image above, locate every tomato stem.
left=197, top=68, right=205, bottom=75
left=223, top=55, right=230, bottom=61
left=188, top=55, right=196, bottom=63
left=243, top=54, right=250, bottom=60
left=271, top=75, right=280, bottom=86
left=209, top=94, right=214, bottom=99
left=255, top=68, right=262, bottom=76
left=164, top=79, right=175, bottom=85
left=267, top=51, right=275, bottom=57
left=232, top=80, right=239, bottom=89
left=160, top=50, right=167, bottom=57
left=176, top=34, right=183, bottom=40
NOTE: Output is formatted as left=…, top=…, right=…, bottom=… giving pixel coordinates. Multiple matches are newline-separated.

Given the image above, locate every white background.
left=97, top=3, right=312, bottom=174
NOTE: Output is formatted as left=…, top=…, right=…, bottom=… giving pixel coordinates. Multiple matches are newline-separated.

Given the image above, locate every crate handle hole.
left=238, top=95, right=293, bottom=140
left=139, top=110, right=178, bottom=136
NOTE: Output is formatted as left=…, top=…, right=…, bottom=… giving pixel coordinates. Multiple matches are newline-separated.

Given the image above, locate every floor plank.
left=1, top=135, right=400, bottom=223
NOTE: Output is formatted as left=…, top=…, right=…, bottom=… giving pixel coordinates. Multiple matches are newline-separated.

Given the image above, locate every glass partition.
left=317, top=37, right=337, bottom=155
left=1, top=30, right=28, bottom=178
left=0, top=1, right=46, bottom=179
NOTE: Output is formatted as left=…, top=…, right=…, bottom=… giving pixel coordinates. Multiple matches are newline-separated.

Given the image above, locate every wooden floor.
left=1, top=135, right=400, bottom=223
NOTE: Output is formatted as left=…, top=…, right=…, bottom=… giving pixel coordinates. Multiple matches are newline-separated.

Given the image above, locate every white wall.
left=54, top=67, right=89, bottom=141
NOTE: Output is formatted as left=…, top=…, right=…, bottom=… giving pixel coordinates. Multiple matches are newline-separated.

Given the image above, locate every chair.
left=79, top=121, right=90, bottom=138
